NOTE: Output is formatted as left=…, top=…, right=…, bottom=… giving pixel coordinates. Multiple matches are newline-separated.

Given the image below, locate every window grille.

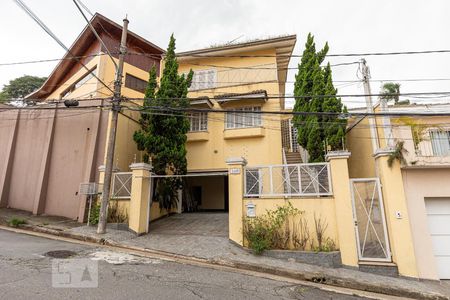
left=189, top=69, right=217, bottom=91
left=225, top=106, right=262, bottom=129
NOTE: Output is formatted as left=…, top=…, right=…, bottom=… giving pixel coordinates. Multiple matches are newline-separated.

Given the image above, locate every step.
left=358, top=261, right=399, bottom=278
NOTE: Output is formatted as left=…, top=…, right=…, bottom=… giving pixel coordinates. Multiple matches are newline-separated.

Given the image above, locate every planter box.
left=260, top=249, right=342, bottom=268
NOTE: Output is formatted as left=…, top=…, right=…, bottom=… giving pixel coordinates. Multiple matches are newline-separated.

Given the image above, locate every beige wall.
left=0, top=103, right=107, bottom=220
left=402, top=168, right=450, bottom=280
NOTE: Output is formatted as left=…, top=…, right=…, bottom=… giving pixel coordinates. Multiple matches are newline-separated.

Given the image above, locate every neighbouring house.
left=347, top=102, right=450, bottom=280
left=0, top=13, right=164, bottom=221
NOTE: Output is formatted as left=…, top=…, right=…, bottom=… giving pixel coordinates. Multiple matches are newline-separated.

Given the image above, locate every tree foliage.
left=0, top=75, right=46, bottom=101
left=292, top=33, right=347, bottom=162
left=380, top=82, right=400, bottom=104
left=133, top=35, right=193, bottom=211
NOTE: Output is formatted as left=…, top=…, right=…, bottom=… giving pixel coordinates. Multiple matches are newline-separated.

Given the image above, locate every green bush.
left=243, top=202, right=302, bottom=254
left=8, top=217, right=27, bottom=228
left=88, top=200, right=128, bottom=225
left=89, top=202, right=100, bottom=225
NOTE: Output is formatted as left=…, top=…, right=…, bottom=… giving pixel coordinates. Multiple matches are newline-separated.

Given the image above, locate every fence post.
left=128, top=163, right=152, bottom=235
left=226, top=157, right=247, bottom=245
left=326, top=151, right=359, bottom=267
left=374, top=150, right=419, bottom=278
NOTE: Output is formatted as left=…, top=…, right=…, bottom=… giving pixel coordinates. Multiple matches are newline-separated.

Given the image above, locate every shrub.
left=243, top=202, right=302, bottom=254
left=88, top=200, right=127, bottom=225
left=243, top=203, right=338, bottom=254
left=8, top=217, right=27, bottom=227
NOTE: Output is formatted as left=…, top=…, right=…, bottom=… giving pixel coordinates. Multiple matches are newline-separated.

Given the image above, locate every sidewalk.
left=1, top=208, right=449, bottom=300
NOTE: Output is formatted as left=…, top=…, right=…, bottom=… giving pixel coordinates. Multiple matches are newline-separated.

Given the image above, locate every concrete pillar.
left=0, top=109, right=19, bottom=208
left=225, top=157, right=247, bottom=245
left=128, top=163, right=152, bottom=235
left=326, top=151, right=359, bottom=267
left=374, top=150, right=419, bottom=278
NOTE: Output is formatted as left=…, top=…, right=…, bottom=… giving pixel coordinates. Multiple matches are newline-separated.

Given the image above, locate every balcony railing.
left=393, top=126, right=450, bottom=166
left=244, top=163, right=332, bottom=197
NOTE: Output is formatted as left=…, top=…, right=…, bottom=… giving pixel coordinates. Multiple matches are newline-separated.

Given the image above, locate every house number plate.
left=229, top=168, right=241, bottom=174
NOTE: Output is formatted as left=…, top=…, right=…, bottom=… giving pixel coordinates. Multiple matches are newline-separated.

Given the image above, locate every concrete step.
left=358, top=261, right=399, bottom=278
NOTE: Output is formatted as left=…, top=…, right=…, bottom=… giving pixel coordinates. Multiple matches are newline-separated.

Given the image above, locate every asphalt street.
left=0, top=229, right=370, bottom=300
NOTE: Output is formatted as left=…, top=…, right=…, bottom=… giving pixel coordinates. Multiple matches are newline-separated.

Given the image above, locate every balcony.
left=394, top=126, right=450, bottom=167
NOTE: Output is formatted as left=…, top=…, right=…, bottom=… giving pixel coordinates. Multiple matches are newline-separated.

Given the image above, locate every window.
left=188, top=112, right=208, bottom=132
left=125, top=74, right=147, bottom=93
left=430, top=130, right=450, bottom=156
left=189, top=69, right=217, bottom=91
left=225, top=106, right=262, bottom=129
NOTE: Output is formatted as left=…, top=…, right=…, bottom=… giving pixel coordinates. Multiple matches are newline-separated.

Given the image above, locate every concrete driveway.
left=149, top=212, right=229, bottom=237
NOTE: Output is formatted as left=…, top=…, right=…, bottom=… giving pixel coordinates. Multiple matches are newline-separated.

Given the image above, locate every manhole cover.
left=44, top=250, right=77, bottom=259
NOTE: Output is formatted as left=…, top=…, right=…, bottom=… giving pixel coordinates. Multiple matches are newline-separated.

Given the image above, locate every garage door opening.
left=183, top=174, right=229, bottom=213
left=148, top=171, right=229, bottom=238
left=425, top=197, right=450, bottom=279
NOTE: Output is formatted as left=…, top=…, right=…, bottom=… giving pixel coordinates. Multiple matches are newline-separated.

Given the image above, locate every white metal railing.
left=244, top=163, right=332, bottom=197
left=111, top=172, right=133, bottom=199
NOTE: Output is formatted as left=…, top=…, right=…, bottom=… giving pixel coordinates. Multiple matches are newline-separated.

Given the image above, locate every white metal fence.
left=111, top=172, right=133, bottom=199
left=244, top=163, right=332, bottom=197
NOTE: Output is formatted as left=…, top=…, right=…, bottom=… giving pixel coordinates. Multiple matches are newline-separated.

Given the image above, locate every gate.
left=350, top=178, right=391, bottom=261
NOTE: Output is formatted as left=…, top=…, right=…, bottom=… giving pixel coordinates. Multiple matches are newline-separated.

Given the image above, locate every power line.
left=13, top=0, right=114, bottom=94
left=5, top=89, right=450, bottom=104
left=125, top=105, right=450, bottom=117
left=72, top=0, right=118, bottom=70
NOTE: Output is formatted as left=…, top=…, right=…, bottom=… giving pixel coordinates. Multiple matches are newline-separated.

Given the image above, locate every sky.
left=1, top=0, right=450, bottom=108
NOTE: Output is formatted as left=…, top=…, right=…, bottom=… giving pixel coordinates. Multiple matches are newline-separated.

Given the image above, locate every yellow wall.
left=347, top=117, right=376, bottom=178
left=179, top=49, right=283, bottom=171
left=243, top=197, right=338, bottom=250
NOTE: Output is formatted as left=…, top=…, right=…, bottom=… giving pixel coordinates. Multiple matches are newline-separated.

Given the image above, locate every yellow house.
left=170, top=36, right=297, bottom=213
left=347, top=102, right=450, bottom=280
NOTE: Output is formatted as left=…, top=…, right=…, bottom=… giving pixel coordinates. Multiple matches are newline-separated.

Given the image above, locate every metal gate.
left=350, top=178, right=391, bottom=261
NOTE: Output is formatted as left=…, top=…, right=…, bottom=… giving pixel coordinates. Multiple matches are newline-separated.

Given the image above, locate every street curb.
left=1, top=224, right=448, bottom=300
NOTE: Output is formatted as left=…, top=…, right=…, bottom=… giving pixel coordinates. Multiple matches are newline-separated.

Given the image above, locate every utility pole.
left=97, top=17, right=129, bottom=234
left=361, top=59, right=380, bottom=154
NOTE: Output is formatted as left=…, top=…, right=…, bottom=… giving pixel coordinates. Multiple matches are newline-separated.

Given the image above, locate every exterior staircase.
left=284, top=150, right=302, bottom=164
left=283, top=149, right=303, bottom=194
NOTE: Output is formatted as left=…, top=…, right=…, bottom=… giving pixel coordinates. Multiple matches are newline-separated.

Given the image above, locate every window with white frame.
left=189, top=69, right=217, bottom=91
left=430, top=129, right=450, bottom=156
left=188, top=112, right=208, bottom=132
left=225, top=106, right=262, bottom=129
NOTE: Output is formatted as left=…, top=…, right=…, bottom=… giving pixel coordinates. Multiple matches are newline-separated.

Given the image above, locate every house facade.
left=347, top=103, right=450, bottom=280
left=0, top=13, right=164, bottom=221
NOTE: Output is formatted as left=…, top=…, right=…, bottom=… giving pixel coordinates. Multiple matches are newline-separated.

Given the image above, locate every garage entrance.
left=183, top=173, right=229, bottom=212
left=425, top=197, right=450, bottom=279
left=148, top=172, right=229, bottom=237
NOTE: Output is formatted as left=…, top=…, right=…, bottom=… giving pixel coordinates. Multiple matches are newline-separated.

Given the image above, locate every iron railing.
left=111, top=172, right=133, bottom=199
left=244, top=163, right=332, bottom=197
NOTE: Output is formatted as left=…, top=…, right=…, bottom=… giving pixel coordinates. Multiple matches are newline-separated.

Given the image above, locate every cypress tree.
left=133, top=34, right=193, bottom=211
left=292, top=34, right=347, bottom=162
left=293, top=33, right=316, bottom=147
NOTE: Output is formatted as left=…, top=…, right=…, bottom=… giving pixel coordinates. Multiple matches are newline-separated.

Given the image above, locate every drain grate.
left=44, top=250, right=77, bottom=259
